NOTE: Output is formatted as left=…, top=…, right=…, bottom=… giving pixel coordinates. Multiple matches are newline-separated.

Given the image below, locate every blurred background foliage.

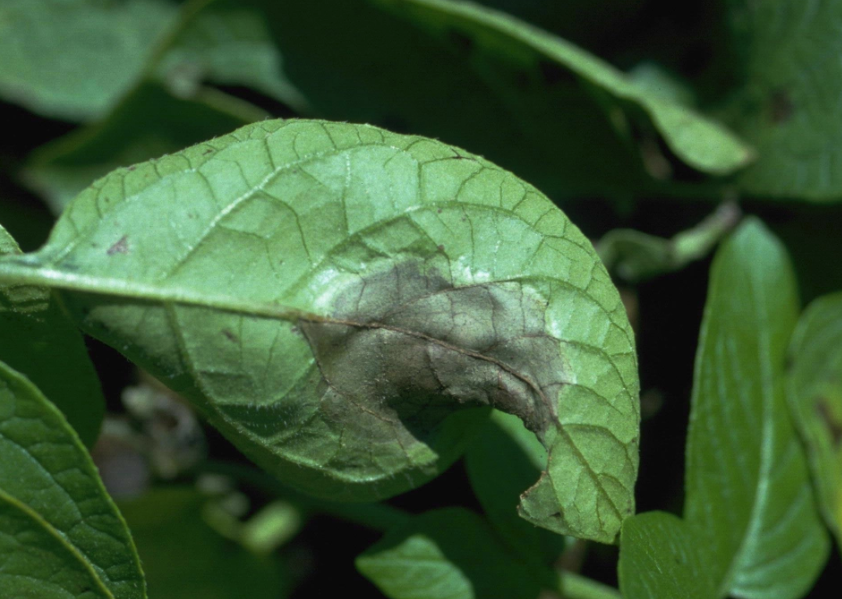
left=1, top=0, right=841, bottom=596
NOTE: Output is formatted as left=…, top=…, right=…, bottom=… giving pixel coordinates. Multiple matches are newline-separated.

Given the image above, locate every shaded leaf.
left=0, top=223, right=104, bottom=446
left=464, top=410, right=564, bottom=563
left=119, top=487, right=286, bottom=599
left=683, top=218, right=828, bottom=598
left=0, top=359, right=145, bottom=598
left=24, top=82, right=264, bottom=214
left=619, top=512, right=715, bottom=599
left=0, top=120, right=638, bottom=542
left=0, top=0, right=176, bottom=121
left=723, top=1, right=842, bottom=200
left=356, top=507, right=543, bottom=599
left=787, top=292, right=842, bottom=551
left=373, top=0, right=753, bottom=177
left=155, top=0, right=308, bottom=112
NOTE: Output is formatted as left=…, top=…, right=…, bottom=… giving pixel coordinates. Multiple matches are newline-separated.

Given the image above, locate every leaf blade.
left=0, top=119, right=639, bottom=542
left=684, top=218, right=828, bottom=599
left=786, top=292, right=842, bottom=551
left=0, top=360, right=145, bottom=599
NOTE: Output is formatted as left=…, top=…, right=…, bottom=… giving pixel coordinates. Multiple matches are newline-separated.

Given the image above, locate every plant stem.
left=557, top=571, right=622, bottom=599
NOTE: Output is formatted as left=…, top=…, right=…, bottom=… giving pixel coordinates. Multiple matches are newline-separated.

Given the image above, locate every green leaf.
left=24, top=82, right=264, bottom=214
left=356, top=507, right=543, bottom=599
left=619, top=512, right=715, bottom=599
left=373, top=0, right=753, bottom=177
left=0, top=223, right=104, bottom=446
left=0, top=359, right=145, bottom=598
left=154, top=0, right=308, bottom=112
left=464, top=410, right=564, bottom=563
left=683, top=218, right=828, bottom=598
left=0, top=119, right=639, bottom=543
left=0, top=0, right=176, bottom=121
left=119, top=488, right=286, bottom=599
left=787, top=292, right=842, bottom=550
left=724, top=1, right=842, bottom=200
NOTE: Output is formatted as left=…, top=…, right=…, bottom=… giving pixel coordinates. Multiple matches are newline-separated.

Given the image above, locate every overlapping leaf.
left=0, top=120, right=638, bottom=542
left=787, top=292, right=842, bottom=550
left=0, top=0, right=176, bottom=121
left=620, top=220, right=829, bottom=599
left=723, top=0, right=842, bottom=200
left=0, top=360, right=145, bottom=598
left=0, top=224, right=104, bottom=445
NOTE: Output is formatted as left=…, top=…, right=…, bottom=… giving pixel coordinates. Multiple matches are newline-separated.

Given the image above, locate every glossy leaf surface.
left=620, top=220, right=829, bottom=599
left=356, top=508, right=542, bottom=599
left=0, top=0, right=175, bottom=120
left=0, top=360, right=145, bottom=598
left=683, top=219, right=828, bottom=598
left=787, top=292, right=842, bottom=550
left=619, top=512, right=714, bottom=599
left=0, top=120, right=638, bottom=542
left=0, top=224, right=104, bottom=446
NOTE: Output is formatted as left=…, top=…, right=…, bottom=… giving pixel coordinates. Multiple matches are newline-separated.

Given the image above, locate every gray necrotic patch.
left=300, top=261, right=566, bottom=444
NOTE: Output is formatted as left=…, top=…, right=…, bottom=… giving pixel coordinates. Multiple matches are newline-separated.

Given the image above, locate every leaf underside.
left=0, top=119, right=639, bottom=543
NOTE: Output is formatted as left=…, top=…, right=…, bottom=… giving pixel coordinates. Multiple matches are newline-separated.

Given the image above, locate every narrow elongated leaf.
left=356, top=508, right=543, bottom=599
left=0, top=360, right=145, bottom=598
left=723, top=0, right=842, bottom=200
left=619, top=221, right=830, bottom=599
left=0, top=0, right=176, bottom=121
left=0, top=224, right=104, bottom=446
left=787, top=292, right=842, bottom=550
left=619, top=512, right=715, bottom=599
left=0, top=120, right=639, bottom=542
left=119, top=488, right=286, bottom=599
left=683, top=219, right=828, bottom=599
left=373, top=0, right=753, bottom=176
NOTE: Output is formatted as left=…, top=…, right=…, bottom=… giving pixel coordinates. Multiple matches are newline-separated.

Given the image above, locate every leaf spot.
left=106, top=235, right=129, bottom=256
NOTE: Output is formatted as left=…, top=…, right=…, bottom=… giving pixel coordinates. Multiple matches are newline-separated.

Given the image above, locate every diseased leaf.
left=23, top=82, right=265, bottom=214
left=0, top=120, right=639, bottom=543
left=119, top=488, right=287, bottom=599
left=0, top=0, right=176, bottom=121
left=0, top=359, right=145, bottom=598
left=723, top=0, right=842, bottom=200
left=619, top=512, right=715, bottom=599
left=683, top=219, right=828, bottom=598
left=787, top=292, right=842, bottom=551
left=356, top=508, right=543, bottom=599
left=0, top=223, right=104, bottom=446
left=373, top=0, right=753, bottom=177
left=464, top=410, right=564, bottom=563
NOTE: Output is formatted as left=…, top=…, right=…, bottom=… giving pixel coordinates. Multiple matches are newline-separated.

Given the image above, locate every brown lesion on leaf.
left=107, top=235, right=129, bottom=256
left=816, top=397, right=842, bottom=446
left=221, top=328, right=238, bottom=343
left=299, top=261, right=565, bottom=444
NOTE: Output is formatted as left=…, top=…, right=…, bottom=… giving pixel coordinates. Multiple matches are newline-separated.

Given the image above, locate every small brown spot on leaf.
left=203, top=148, right=214, bottom=155
left=222, top=328, right=238, bottom=343
left=770, top=89, right=794, bottom=124
left=816, top=398, right=842, bottom=446
left=107, top=235, right=129, bottom=256
left=127, top=165, right=137, bottom=172
left=437, top=244, right=445, bottom=252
